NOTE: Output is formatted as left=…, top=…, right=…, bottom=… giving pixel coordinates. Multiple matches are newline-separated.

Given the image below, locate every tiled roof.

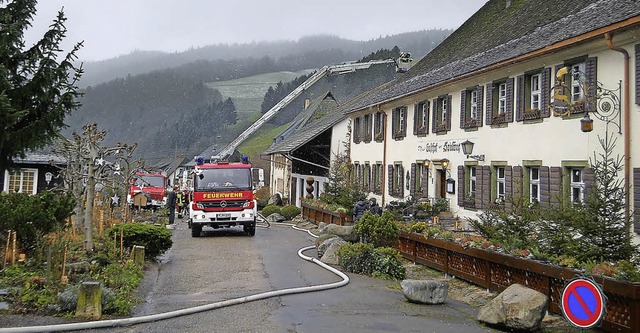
left=346, top=0, right=640, bottom=112
left=273, top=91, right=339, bottom=144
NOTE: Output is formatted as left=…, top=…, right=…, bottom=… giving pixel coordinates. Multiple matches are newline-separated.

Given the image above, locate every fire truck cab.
left=128, top=172, right=168, bottom=209
left=188, top=157, right=257, bottom=237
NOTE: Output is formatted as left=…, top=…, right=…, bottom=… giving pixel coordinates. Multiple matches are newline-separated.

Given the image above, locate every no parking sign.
left=561, top=277, right=606, bottom=329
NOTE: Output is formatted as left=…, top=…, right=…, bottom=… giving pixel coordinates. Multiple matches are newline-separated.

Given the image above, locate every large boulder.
left=320, top=224, right=357, bottom=242
left=477, top=284, right=548, bottom=331
left=315, top=233, right=338, bottom=249
left=266, top=213, right=286, bottom=223
left=317, top=236, right=346, bottom=258
left=267, top=193, right=282, bottom=206
left=401, top=279, right=448, bottom=305
left=320, top=242, right=343, bottom=265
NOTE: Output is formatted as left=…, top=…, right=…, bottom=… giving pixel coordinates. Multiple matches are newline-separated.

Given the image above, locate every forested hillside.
left=64, top=30, right=453, bottom=163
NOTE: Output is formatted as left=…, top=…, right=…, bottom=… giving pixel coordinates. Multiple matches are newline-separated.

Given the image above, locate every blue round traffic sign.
left=561, top=278, right=606, bottom=329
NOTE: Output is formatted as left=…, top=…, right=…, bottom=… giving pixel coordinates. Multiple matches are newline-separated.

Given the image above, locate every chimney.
left=304, top=98, right=310, bottom=110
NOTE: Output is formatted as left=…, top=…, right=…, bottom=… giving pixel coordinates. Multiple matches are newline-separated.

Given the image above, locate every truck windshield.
left=135, top=176, right=165, bottom=187
left=194, top=168, right=252, bottom=191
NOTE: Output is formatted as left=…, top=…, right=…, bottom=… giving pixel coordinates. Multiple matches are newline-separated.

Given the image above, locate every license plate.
left=217, top=213, right=231, bottom=218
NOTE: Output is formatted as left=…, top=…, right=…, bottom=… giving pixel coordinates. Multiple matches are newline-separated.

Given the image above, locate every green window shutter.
left=541, top=67, right=552, bottom=117
left=516, top=75, right=524, bottom=122
left=481, top=166, right=491, bottom=209
left=513, top=166, right=523, bottom=199
left=399, top=164, right=405, bottom=198
left=583, top=166, right=595, bottom=198
left=485, top=83, right=493, bottom=125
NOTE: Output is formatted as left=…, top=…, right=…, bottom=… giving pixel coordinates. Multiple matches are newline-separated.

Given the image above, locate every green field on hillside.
left=207, top=70, right=315, bottom=117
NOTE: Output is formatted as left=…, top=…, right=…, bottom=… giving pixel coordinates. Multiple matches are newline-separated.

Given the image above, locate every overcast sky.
left=25, top=0, right=487, bottom=62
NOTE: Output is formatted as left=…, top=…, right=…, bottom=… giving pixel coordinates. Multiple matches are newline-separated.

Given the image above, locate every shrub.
left=354, top=211, right=399, bottom=248
left=0, top=191, right=75, bottom=253
left=280, top=205, right=301, bottom=220
left=107, top=223, right=172, bottom=259
left=336, top=243, right=405, bottom=280
left=260, top=205, right=281, bottom=218
left=407, top=222, right=429, bottom=234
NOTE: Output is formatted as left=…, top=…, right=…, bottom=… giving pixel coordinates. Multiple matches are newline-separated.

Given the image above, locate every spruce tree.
left=0, top=0, right=83, bottom=170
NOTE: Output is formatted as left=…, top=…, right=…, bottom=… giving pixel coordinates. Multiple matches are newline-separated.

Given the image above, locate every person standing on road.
left=166, top=186, right=177, bottom=228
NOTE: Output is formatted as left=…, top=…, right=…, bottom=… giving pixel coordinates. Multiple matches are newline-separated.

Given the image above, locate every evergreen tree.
left=0, top=0, right=83, bottom=170
left=576, top=134, right=637, bottom=262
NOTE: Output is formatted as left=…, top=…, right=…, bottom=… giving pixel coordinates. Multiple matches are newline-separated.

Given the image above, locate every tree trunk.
left=83, top=161, right=96, bottom=251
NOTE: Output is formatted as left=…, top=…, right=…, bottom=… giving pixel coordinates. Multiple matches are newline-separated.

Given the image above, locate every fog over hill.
left=64, top=30, right=452, bottom=163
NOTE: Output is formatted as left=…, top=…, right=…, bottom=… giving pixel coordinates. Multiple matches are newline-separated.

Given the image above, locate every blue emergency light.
left=195, top=156, right=204, bottom=165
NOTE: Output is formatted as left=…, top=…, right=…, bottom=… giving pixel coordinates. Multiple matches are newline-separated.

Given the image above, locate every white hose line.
left=0, top=226, right=347, bottom=333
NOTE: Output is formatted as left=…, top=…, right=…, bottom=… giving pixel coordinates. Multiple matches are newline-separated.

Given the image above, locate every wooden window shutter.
left=431, top=98, right=438, bottom=132
left=485, top=83, right=493, bottom=125
left=504, top=166, right=513, bottom=212
left=374, top=113, right=380, bottom=141
left=402, top=107, right=407, bottom=138
left=476, top=85, right=484, bottom=127
left=388, top=165, right=394, bottom=196
left=636, top=45, right=640, bottom=105
left=446, top=95, right=452, bottom=131
left=360, top=164, right=365, bottom=187
left=425, top=100, right=430, bottom=134
left=505, top=77, right=515, bottom=122
left=541, top=67, right=552, bottom=117
left=460, top=90, right=467, bottom=128
left=583, top=167, right=595, bottom=198
left=410, top=163, right=416, bottom=196
left=413, top=103, right=419, bottom=135
left=457, top=165, right=465, bottom=205
left=549, top=167, right=562, bottom=206
left=585, top=57, right=598, bottom=113
left=539, top=166, right=550, bottom=207
left=513, top=166, right=523, bottom=199
left=634, top=168, right=640, bottom=234
left=422, top=165, right=429, bottom=197
left=399, top=164, right=405, bottom=198
left=481, top=166, right=491, bottom=208
left=516, top=75, right=524, bottom=122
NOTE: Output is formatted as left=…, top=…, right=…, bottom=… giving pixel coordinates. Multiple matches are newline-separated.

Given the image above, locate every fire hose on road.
left=0, top=222, right=348, bottom=333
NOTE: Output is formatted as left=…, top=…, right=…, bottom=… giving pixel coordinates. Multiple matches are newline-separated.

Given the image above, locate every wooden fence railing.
left=397, top=231, right=640, bottom=333
left=301, top=203, right=352, bottom=226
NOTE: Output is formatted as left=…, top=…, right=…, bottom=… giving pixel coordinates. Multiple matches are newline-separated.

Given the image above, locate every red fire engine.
left=188, top=157, right=257, bottom=237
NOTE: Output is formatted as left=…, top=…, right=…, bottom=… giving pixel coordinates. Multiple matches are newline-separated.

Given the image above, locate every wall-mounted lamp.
left=461, top=140, right=485, bottom=162
left=441, top=158, right=449, bottom=170
left=45, top=172, right=53, bottom=185
left=423, top=159, right=430, bottom=167
left=580, top=112, right=594, bottom=132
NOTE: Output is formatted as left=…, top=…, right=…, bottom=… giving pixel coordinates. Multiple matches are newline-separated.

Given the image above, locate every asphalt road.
left=0, top=218, right=499, bottom=333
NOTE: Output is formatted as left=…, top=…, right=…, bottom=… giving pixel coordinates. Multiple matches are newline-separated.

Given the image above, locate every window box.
left=464, top=119, right=478, bottom=128
left=492, top=113, right=506, bottom=124
left=462, top=197, right=476, bottom=209
left=523, top=109, right=540, bottom=120
left=435, top=123, right=448, bottom=132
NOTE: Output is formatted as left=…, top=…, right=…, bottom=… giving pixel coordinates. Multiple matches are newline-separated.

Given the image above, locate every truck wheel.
left=245, top=226, right=255, bottom=236
left=191, top=226, right=202, bottom=237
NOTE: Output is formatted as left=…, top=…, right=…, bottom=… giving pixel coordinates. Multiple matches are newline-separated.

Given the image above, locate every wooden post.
left=120, top=227, right=124, bottom=262
left=11, top=231, right=17, bottom=265
left=76, top=281, right=102, bottom=319
left=61, top=246, right=68, bottom=285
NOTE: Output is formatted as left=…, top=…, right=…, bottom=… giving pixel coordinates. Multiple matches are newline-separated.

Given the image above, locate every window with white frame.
left=372, top=163, right=383, bottom=194
left=5, top=169, right=38, bottom=194
left=571, top=62, right=586, bottom=103
left=470, top=90, right=478, bottom=120
left=498, top=83, right=507, bottom=114
left=353, top=117, right=362, bottom=143
left=529, top=167, right=540, bottom=203
left=392, top=106, right=407, bottom=139
left=363, top=114, right=372, bottom=142
left=469, top=166, right=477, bottom=198
left=413, top=163, right=424, bottom=196
left=414, top=100, right=429, bottom=135
left=570, top=168, right=584, bottom=203
left=434, top=95, right=451, bottom=132
left=530, top=74, right=541, bottom=110
left=364, top=163, right=371, bottom=190
left=496, top=167, right=505, bottom=201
